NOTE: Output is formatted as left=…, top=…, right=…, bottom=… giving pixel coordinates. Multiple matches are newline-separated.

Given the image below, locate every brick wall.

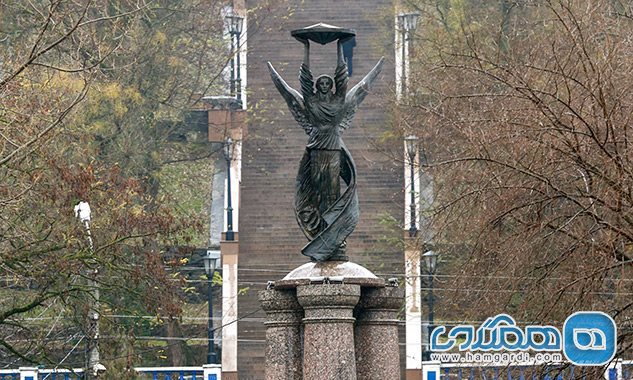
left=238, top=1, right=404, bottom=378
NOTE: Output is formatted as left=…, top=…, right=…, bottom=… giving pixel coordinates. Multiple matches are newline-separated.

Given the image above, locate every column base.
left=405, top=369, right=422, bottom=380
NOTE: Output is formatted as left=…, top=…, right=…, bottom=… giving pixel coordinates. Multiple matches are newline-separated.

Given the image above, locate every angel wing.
left=267, top=62, right=313, bottom=135
left=339, top=57, right=385, bottom=131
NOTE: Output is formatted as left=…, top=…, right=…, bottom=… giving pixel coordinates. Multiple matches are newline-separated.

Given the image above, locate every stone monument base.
left=259, top=260, right=403, bottom=380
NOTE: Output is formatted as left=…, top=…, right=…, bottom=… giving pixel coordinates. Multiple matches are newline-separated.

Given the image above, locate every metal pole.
left=84, top=220, right=99, bottom=377
left=426, top=271, right=434, bottom=361
left=207, top=276, right=217, bottom=364
left=76, top=206, right=100, bottom=378
left=229, top=32, right=236, bottom=97
left=409, top=150, right=417, bottom=237
left=235, top=31, right=242, bottom=104
left=88, top=268, right=100, bottom=378
left=401, top=29, right=407, bottom=98
left=225, top=152, right=234, bottom=241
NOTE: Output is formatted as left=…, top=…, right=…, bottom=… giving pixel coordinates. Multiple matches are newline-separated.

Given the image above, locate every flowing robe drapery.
left=294, top=62, right=359, bottom=261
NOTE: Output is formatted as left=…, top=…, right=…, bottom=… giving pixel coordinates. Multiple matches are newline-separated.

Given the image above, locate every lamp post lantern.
left=422, top=249, right=438, bottom=361
left=226, top=11, right=244, bottom=103
left=405, top=135, right=419, bottom=237
left=204, top=249, right=221, bottom=364
left=400, top=12, right=420, bottom=33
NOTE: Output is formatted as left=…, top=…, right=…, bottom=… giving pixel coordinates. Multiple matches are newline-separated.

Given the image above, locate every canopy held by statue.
left=291, top=23, right=355, bottom=45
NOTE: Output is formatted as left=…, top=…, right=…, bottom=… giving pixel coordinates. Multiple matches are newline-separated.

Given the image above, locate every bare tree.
left=405, top=0, right=633, bottom=356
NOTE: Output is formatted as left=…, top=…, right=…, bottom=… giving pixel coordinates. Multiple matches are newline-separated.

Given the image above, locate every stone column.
left=259, top=288, right=303, bottom=380
left=404, top=236, right=422, bottom=380
left=221, top=240, right=239, bottom=380
left=297, top=283, right=361, bottom=380
left=355, top=286, right=404, bottom=380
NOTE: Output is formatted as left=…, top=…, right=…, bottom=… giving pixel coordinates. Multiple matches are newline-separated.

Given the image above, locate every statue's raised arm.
left=298, top=37, right=315, bottom=101
left=334, top=39, right=349, bottom=98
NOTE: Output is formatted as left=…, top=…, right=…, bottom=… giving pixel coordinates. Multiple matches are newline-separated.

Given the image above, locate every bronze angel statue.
left=268, top=24, right=384, bottom=262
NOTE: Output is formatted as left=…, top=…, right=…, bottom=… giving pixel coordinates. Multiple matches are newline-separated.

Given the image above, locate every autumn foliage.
left=0, top=0, right=229, bottom=371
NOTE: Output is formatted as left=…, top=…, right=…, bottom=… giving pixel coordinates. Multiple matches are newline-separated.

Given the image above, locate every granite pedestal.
left=259, top=261, right=403, bottom=380
left=355, top=287, right=403, bottom=380
left=298, top=283, right=360, bottom=380
left=259, top=289, right=303, bottom=380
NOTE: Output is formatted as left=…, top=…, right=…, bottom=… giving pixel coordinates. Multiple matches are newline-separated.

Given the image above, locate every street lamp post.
left=405, top=135, right=419, bottom=237
left=397, top=12, right=420, bottom=97
left=400, top=11, right=421, bottom=237
left=223, top=138, right=234, bottom=241
left=422, top=250, right=438, bottom=361
left=204, top=249, right=221, bottom=364
left=226, top=11, right=244, bottom=103
left=74, top=201, right=104, bottom=378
